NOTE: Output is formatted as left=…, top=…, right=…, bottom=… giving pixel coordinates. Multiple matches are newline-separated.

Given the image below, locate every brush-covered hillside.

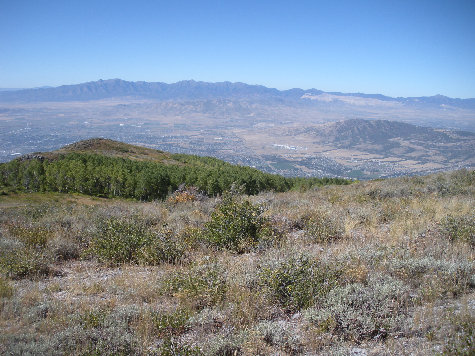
left=0, top=143, right=473, bottom=355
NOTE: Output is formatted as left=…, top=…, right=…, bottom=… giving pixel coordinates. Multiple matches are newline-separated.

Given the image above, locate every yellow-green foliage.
left=164, top=258, right=227, bottom=310
left=88, top=217, right=152, bottom=264
left=0, top=276, right=13, bottom=298
left=441, top=215, right=475, bottom=247
left=303, top=212, right=344, bottom=243
left=442, top=312, right=475, bottom=356
left=204, top=195, right=267, bottom=253
left=7, top=224, right=52, bottom=249
left=88, top=217, right=185, bottom=265
left=0, top=247, right=51, bottom=279
left=259, top=254, right=341, bottom=312
left=152, top=308, right=192, bottom=338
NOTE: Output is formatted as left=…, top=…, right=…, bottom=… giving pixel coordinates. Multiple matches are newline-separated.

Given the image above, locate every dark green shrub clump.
left=259, top=254, right=341, bottom=312
left=88, top=218, right=184, bottom=265
left=204, top=195, right=267, bottom=253
left=88, top=218, right=152, bottom=264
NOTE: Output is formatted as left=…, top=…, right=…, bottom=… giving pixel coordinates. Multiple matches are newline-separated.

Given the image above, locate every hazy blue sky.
left=1, top=0, right=474, bottom=97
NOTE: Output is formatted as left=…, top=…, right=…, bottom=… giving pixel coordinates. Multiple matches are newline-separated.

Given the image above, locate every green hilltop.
left=0, top=138, right=350, bottom=200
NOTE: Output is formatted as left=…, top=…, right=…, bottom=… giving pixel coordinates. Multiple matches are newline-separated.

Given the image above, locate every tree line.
left=0, top=152, right=350, bottom=200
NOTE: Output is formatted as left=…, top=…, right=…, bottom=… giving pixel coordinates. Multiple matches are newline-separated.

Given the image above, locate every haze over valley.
left=1, top=79, right=474, bottom=179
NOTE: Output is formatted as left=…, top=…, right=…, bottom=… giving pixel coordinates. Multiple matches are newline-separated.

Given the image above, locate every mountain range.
left=1, top=78, right=475, bottom=109
left=0, top=79, right=474, bottom=178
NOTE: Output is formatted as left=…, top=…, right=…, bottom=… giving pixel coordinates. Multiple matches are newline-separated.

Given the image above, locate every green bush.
left=7, top=224, right=52, bottom=248
left=138, top=228, right=186, bottom=265
left=0, top=276, right=13, bottom=298
left=204, top=196, right=267, bottom=253
left=164, top=258, right=227, bottom=310
left=441, top=215, right=475, bottom=247
left=89, top=218, right=187, bottom=265
left=152, top=308, right=192, bottom=338
left=88, top=217, right=152, bottom=264
left=0, top=247, right=51, bottom=279
left=0, top=223, right=54, bottom=279
left=259, top=254, right=341, bottom=312
left=442, top=312, right=475, bottom=356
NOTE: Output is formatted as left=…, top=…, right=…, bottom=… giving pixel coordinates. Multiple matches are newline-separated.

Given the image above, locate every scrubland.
left=0, top=169, right=473, bottom=355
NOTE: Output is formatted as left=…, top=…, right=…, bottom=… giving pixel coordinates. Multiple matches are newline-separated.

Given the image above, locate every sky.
left=1, top=0, right=474, bottom=98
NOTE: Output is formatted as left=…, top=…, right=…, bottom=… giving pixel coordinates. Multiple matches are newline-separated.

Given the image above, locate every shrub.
left=203, top=332, right=246, bottom=356
left=51, top=239, right=80, bottom=261
left=304, top=275, right=411, bottom=341
left=0, top=228, right=53, bottom=280
left=303, top=212, right=344, bottom=243
left=88, top=217, right=151, bottom=264
left=204, top=195, right=267, bottom=253
left=1, top=306, right=143, bottom=355
left=81, top=308, right=109, bottom=329
left=53, top=323, right=137, bottom=355
left=387, top=256, right=474, bottom=299
left=152, top=308, right=192, bottom=338
left=164, top=258, right=227, bottom=310
left=442, top=312, right=475, bottom=356
left=138, top=228, right=186, bottom=265
left=89, top=218, right=187, bottom=265
left=256, top=320, right=303, bottom=354
left=0, top=247, right=51, bottom=279
left=259, top=254, right=341, bottom=312
left=441, top=215, right=475, bottom=247
left=0, top=276, right=13, bottom=298
left=167, top=185, right=204, bottom=204
left=7, top=224, right=52, bottom=249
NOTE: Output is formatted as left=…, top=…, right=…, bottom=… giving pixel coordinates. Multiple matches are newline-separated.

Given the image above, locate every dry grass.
left=0, top=169, right=474, bottom=355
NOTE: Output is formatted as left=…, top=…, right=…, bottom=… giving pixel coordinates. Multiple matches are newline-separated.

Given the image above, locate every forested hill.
left=0, top=138, right=350, bottom=200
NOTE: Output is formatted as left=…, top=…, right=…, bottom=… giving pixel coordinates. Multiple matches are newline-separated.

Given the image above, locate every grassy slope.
left=0, top=169, right=474, bottom=355
left=56, top=138, right=180, bottom=163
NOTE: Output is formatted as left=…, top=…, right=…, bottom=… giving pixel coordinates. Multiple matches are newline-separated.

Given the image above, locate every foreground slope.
left=0, top=169, right=473, bottom=355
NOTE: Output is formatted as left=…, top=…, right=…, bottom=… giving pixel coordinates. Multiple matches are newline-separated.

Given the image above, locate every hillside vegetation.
left=0, top=139, right=350, bottom=200
left=0, top=163, right=473, bottom=355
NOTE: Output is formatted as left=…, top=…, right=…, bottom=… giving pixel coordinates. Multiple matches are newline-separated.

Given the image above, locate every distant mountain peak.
left=0, top=79, right=473, bottom=109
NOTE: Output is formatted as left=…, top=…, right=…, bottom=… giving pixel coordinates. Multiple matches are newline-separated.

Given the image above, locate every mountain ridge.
left=1, top=79, right=474, bottom=109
